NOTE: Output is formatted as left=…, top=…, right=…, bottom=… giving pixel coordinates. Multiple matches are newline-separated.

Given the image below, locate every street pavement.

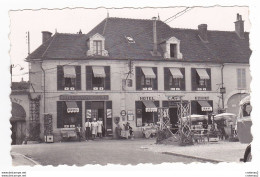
left=143, top=141, right=248, bottom=162
left=11, top=139, right=206, bottom=166
left=11, top=139, right=247, bottom=166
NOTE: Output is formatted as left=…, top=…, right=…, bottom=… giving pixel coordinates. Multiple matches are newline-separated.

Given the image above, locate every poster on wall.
left=127, top=111, right=134, bottom=121
left=137, top=117, right=142, bottom=127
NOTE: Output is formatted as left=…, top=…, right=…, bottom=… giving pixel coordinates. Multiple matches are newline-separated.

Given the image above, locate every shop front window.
left=57, top=101, right=82, bottom=128
left=136, top=101, right=159, bottom=127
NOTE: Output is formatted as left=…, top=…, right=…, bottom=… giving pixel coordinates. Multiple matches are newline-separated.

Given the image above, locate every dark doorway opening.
left=169, top=107, right=178, bottom=133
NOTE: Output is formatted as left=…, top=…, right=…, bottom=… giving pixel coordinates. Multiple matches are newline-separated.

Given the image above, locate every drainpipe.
left=40, top=61, right=46, bottom=113
left=221, top=64, right=225, bottom=109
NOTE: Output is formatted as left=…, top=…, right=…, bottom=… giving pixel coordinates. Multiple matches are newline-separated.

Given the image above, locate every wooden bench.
left=60, top=128, right=77, bottom=141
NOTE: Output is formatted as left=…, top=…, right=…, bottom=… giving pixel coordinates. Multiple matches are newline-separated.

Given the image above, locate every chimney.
left=234, top=13, right=244, bottom=39
left=42, top=31, right=52, bottom=43
left=198, top=24, right=208, bottom=42
left=152, top=17, right=158, bottom=56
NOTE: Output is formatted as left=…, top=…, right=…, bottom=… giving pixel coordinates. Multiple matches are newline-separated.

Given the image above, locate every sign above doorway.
left=60, top=95, right=109, bottom=101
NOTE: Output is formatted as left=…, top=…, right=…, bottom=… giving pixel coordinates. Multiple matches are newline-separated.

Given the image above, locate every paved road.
left=11, top=139, right=205, bottom=165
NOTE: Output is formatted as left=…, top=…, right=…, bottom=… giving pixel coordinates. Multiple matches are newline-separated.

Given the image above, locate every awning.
left=11, top=102, right=26, bottom=122
left=141, top=67, right=156, bottom=79
left=196, top=69, right=210, bottom=80
left=169, top=68, right=183, bottom=79
left=142, top=100, right=157, bottom=112
left=197, top=101, right=212, bottom=112
left=92, top=66, right=106, bottom=78
left=65, top=101, right=79, bottom=113
left=63, top=65, right=76, bottom=78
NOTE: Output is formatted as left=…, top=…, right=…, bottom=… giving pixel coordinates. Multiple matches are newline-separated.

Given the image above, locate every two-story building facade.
left=26, top=14, right=251, bottom=141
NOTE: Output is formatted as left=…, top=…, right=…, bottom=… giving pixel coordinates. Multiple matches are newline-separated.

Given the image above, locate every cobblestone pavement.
left=11, top=139, right=207, bottom=166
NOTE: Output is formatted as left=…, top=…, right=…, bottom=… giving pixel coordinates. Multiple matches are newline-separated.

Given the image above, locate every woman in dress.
left=91, top=118, right=98, bottom=140
left=97, top=118, right=103, bottom=138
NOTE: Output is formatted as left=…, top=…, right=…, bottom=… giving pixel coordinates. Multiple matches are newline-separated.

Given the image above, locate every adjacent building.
left=25, top=14, right=251, bottom=141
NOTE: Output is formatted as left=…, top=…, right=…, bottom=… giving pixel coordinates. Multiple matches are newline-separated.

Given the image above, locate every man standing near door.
left=85, top=118, right=91, bottom=141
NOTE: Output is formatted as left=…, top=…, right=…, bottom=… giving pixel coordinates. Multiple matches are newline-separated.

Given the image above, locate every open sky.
left=9, top=6, right=250, bottom=82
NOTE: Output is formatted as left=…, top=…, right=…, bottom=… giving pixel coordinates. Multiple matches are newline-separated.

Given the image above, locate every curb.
left=162, top=152, right=222, bottom=163
left=11, top=152, right=40, bottom=165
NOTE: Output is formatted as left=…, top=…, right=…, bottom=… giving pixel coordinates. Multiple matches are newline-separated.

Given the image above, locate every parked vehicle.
left=236, top=96, right=252, bottom=162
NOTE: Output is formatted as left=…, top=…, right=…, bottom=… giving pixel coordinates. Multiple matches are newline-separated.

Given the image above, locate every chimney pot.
left=42, top=31, right=52, bottom=43
left=198, top=24, right=208, bottom=42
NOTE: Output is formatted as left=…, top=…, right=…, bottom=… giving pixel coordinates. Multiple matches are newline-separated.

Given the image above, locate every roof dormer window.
left=86, top=33, right=109, bottom=57
left=160, top=36, right=183, bottom=60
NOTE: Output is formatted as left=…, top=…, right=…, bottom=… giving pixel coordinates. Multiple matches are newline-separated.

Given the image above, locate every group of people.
left=75, top=118, right=103, bottom=141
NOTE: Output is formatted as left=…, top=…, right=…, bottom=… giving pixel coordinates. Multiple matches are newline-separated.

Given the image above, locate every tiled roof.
left=27, top=17, right=251, bottom=63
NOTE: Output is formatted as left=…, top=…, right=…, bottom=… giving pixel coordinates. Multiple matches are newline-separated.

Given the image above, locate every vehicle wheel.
left=245, top=151, right=252, bottom=162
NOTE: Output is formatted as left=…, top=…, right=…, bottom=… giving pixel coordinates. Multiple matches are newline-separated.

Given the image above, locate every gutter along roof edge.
left=35, top=57, right=249, bottom=64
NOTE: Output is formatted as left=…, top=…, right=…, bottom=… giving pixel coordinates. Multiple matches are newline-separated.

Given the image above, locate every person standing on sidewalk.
left=91, top=118, right=98, bottom=140
left=85, top=118, right=91, bottom=141
left=75, top=124, right=82, bottom=142
left=97, top=118, right=103, bottom=138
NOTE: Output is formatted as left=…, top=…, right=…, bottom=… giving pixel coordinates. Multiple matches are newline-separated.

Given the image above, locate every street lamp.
left=10, top=64, right=24, bottom=83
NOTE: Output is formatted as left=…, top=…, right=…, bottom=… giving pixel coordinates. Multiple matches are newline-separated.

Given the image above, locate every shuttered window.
left=86, top=66, right=110, bottom=90
left=136, top=67, right=158, bottom=91
left=57, top=65, right=81, bottom=91
left=191, top=68, right=211, bottom=91
left=237, top=68, right=246, bottom=89
left=164, top=67, right=185, bottom=91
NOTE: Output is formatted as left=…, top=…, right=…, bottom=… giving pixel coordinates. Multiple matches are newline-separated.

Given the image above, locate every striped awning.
left=197, top=101, right=212, bottom=112
left=63, top=65, right=76, bottom=78
left=142, top=100, right=157, bottom=112
left=65, top=101, right=79, bottom=113
left=92, top=66, right=106, bottom=78
left=196, top=69, right=210, bottom=80
left=141, top=67, right=156, bottom=79
left=169, top=68, right=183, bottom=79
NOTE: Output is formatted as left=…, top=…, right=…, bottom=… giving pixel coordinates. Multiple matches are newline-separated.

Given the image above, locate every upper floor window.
left=164, top=67, right=185, bottom=91
left=57, top=65, right=81, bottom=91
left=93, top=40, right=102, bottom=55
left=86, top=66, right=110, bottom=90
left=237, top=68, right=246, bottom=89
left=191, top=68, right=211, bottom=91
left=136, top=67, right=157, bottom=91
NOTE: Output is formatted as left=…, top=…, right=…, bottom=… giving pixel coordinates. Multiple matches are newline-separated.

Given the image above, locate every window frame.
left=136, top=67, right=157, bottom=91
left=170, top=43, right=177, bottom=58
left=237, top=68, right=246, bottom=89
left=93, top=40, right=102, bottom=55
left=191, top=68, right=211, bottom=91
